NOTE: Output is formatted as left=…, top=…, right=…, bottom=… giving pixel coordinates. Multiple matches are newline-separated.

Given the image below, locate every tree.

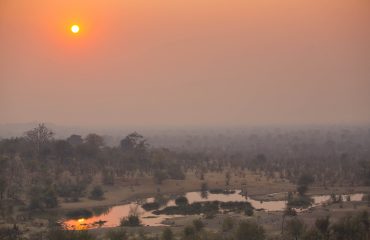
left=200, top=182, right=208, bottom=199
left=331, top=211, right=369, bottom=240
left=28, top=186, right=58, bottom=210
left=43, top=187, right=58, bottom=208
left=102, top=168, right=115, bottom=185
left=225, top=171, right=231, bottom=186
left=66, top=134, right=83, bottom=146
left=193, top=219, right=204, bottom=232
left=120, top=215, right=141, bottom=227
left=285, top=218, right=305, bottom=240
left=120, top=205, right=141, bottom=227
left=175, top=196, right=189, bottom=206
left=0, top=178, right=6, bottom=200
left=315, top=216, right=330, bottom=240
left=90, top=185, right=104, bottom=200
left=85, top=134, right=104, bottom=148
left=153, top=170, right=168, bottom=184
left=161, top=228, right=174, bottom=240
left=24, top=123, right=54, bottom=157
left=54, top=140, right=73, bottom=164
left=120, top=132, right=147, bottom=151
left=222, top=217, right=235, bottom=232
left=183, top=225, right=196, bottom=239
left=234, top=220, right=265, bottom=240
left=0, top=157, right=8, bottom=200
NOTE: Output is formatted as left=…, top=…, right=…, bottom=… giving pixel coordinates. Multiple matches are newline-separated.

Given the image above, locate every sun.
left=71, top=24, right=80, bottom=34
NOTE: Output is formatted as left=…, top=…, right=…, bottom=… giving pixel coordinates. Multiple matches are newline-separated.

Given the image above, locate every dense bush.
left=120, top=215, right=141, bottom=227
left=287, top=195, right=313, bottom=208
left=89, top=185, right=104, bottom=200
left=142, top=202, right=160, bottom=211
left=175, top=196, right=189, bottom=206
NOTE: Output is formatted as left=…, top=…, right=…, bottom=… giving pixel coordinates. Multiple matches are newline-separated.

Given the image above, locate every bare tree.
left=24, top=123, right=54, bottom=157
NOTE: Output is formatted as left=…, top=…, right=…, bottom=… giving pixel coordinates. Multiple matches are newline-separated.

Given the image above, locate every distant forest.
left=0, top=124, right=369, bottom=209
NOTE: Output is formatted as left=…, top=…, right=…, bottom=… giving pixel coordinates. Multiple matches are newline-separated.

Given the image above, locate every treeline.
left=0, top=124, right=186, bottom=209
left=161, top=127, right=370, bottom=187
left=0, top=124, right=369, bottom=210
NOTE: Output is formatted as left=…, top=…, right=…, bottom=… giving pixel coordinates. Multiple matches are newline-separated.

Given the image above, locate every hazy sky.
left=1, top=0, right=369, bottom=127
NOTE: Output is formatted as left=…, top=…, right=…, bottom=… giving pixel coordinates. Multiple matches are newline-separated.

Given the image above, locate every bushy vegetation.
left=0, top=124, right=187, bottom=210
left=141, top=202, right=160, bottom=211
left=89, top=185, right=104, bottom=200
left=120, top=215, right=141, bottom=227
left=283, top=211, right=370, bottom=240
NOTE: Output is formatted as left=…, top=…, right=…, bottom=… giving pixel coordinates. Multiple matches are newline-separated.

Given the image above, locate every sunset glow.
left=71, top=24, right=80, bottom=33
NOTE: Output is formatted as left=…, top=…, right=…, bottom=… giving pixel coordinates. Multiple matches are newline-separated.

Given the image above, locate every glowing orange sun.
left=71, top=25, right=80, bottom=34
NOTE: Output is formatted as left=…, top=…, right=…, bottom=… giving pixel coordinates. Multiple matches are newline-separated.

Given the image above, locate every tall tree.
left=24, top=123, right=54, bottom=157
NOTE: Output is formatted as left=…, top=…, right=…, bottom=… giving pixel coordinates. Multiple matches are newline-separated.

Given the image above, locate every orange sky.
left=1, top=0, right=369, bottom=127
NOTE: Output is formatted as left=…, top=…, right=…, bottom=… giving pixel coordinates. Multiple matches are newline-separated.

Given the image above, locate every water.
left=62, top=191, right=365, bottom=230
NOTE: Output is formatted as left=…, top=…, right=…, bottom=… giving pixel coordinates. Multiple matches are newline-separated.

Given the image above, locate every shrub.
left=193, top=219, right=204, bottom=232
left=161, top=228, right=174, bottom=240
left=183, top=225, right=196, bottom=238
left=90, top=185, right=104, bottom=200
left=142, top=202, right=160, bottom=211
left=120, top=215, right=141, bottom=227
left=153, top=170, right=168, bottom=184
left=175, top=196, right=189, bottom=206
